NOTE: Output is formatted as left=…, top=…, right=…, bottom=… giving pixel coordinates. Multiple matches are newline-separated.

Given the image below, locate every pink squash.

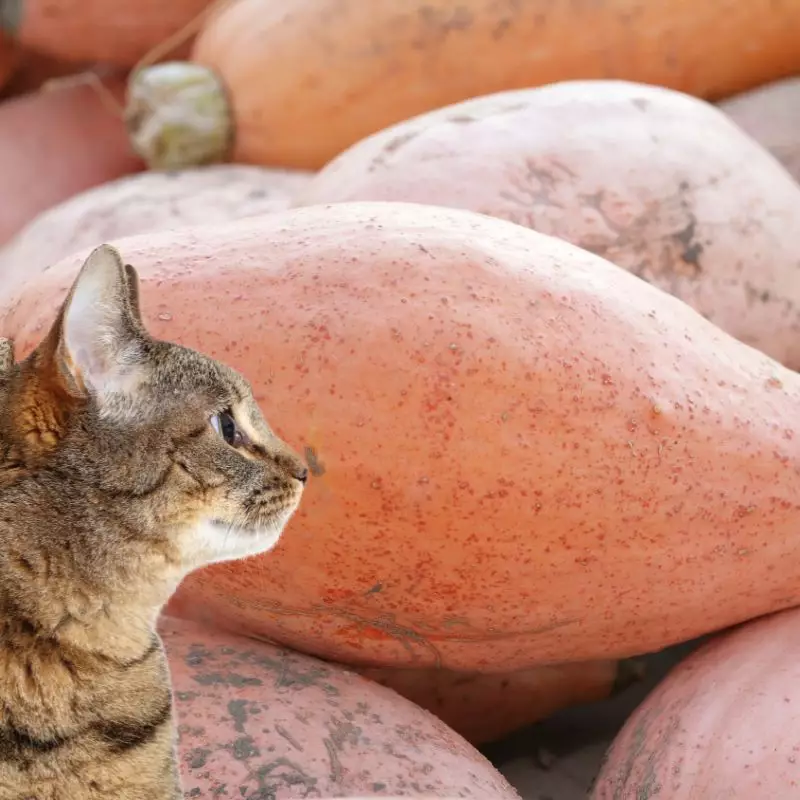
left=0, top=30, right=18, bottom=89
left=0, top=75, right=142, bottom=246
left=2, top=202, right=800, bottom=678
left=162, top=616, right=519, bottom=798
left=719, top=76, right=800, bottom=182
left=296, top=80, right=800, bottom=368
left=592, top=607, right=800, bottom=799
left=0, top=164, right=314, bottom=297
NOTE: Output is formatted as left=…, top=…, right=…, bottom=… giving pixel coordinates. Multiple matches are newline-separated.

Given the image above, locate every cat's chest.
left=0, top=633, right=170, bottom=729
left=0, top=637, right=176, bottom=794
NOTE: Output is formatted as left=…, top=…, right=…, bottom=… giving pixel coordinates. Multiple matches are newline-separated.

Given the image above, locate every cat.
left=0, top=244, right=308, bottom=799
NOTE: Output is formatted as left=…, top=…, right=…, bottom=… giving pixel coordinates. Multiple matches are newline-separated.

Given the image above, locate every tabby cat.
left=0, top=244, right=307, bottom=799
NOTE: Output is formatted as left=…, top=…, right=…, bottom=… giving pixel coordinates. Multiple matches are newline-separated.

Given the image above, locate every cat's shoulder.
left=0, top=338, right=25, bottom=488
left=0, top=338, right=13, bottom=375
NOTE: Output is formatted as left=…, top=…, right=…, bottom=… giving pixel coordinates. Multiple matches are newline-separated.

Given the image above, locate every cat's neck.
left=0, top=479, right=187, bottom=664
left=0, top=554, right=182, bottom=665
left=42, top=566, right=182, bottom=664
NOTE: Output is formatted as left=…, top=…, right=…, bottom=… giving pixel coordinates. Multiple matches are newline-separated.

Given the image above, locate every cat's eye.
left=210, top=410, right=244, bottom=448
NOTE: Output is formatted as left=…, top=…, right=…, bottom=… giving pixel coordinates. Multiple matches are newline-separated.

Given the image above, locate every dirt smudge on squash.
left=230, top=735, right=260, bottom=761
left=227, top=698, right=249, bottom=733
left=369, top=130, right=419, bottom=172
left=245, top=757, right=319, bottom=798
left=192, top=671, right=264, bottom=688
left=501, top=165, right=708, bottom=296
left=186, top=746, right=211, bottom=769
left=275, top=723, right=304, bottom=751
left=599, top=692, right=692, bottom=799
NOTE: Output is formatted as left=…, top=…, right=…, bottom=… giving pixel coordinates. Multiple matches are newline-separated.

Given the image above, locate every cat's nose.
left=276, top=451, right=309, bottom=483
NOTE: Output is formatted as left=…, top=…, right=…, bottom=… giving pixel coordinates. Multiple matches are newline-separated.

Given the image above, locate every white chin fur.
left=190, top=513, right=292, bottom=566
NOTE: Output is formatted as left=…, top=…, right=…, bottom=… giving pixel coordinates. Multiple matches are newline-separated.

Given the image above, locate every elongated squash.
left=162, top=617, right=519, bottom=797
left=0, top=76, right=142, bottom=246
left=3, top=202, right=800, bottom=674
left=0, top=49, right=92, bottom=99
left=356, top=659, right=632, bottom=744
left=720, top=77, right=800, bottom=182
left=125, top=0, right=800, bottom=170
left=0, top=164, right=313, bottom=296
left=0, top=30, right=18, bottom=89
left=297, top=80, right=800, bottom=368
left=0, top=0, right=215, bottom=65
left=592, top=608, right=800, bottom=799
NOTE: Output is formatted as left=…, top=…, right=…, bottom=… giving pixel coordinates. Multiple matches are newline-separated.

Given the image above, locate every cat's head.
left=8, top=244, right=307, bottom=572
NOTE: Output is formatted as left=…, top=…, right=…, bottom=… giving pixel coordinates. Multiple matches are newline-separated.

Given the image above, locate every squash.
left=123, top=0, right=800, bottom=170
left=719, top=77, right=800, bottom=183
left=0, top=164, right=314, bottom=297
left=3, top=202, right=800, bottom=675
left=161, top=616, right=520, bottom=798
left=0, top=49, right=92, bottom=100
left=296, top=80, right=800, bottom=369
left=591, top=607, right=800, bottom=799
left=0, top=75, right=142, bottom=246
left=0, top=30, right=19, bottom=89
left=171, top=588, right=632, bottom=743
left=0, top=0, right=216, bottom=66
left=1, top=189, right=626, bottom=744
left=356, top=659, right=638, bottom=745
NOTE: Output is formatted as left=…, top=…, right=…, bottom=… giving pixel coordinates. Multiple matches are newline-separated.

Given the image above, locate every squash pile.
left=1, top=1, right=800, bottom=796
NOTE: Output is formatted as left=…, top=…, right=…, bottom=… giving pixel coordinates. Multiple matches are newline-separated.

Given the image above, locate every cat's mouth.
left=207, top=518, right=261, bottom=536
left=193, top=512, right=295, bottom=566
left=207, top=506, right=296, bottom=538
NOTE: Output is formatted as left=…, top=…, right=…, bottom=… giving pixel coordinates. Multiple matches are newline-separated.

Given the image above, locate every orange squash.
left=297, top=80, right=800, bottom=368
left=124, top=0, right=800, bottom=170
left=592, top=607, right=800, bottom=798
left=0, top=164, right=314, bottom=297
left=0, top=76, right=142, bottom=246
left=3, top=202, right=800, bottom=674
left=161, top=616, right=520, bottom=798
left=720, top=77, right=800, bottom=183
left=0, top=0, right=216, bottom=65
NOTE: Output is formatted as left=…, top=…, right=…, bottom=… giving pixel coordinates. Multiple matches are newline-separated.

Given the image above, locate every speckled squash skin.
left=161, top=616, right=519, bottom=798
left=3, top=202, right=800, bottom=675
left=0, top=164, right=314, bottom=296
left=0, top=76, right=142, bottom=246
left=592, top=607, right=800, bottom=799
left=296, top=80, right=800, bottom=368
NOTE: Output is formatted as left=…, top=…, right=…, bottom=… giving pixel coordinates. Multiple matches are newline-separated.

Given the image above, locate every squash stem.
left=125, top=61, right=233, bottom=170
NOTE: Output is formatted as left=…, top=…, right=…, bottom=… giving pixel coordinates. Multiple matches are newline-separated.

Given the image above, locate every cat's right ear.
left=52, top=244, right=151, bottom=407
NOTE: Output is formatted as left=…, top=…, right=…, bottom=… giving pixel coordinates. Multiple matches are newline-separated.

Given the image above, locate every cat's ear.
left=124, top=262, right=144, bottom=323
left=56, top=244, right=150, bottom=403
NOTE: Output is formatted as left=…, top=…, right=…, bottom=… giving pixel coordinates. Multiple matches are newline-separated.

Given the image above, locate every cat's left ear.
left=124, top=262, right=144, bottom=323
left=57, top=244, right=150, bottom=404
